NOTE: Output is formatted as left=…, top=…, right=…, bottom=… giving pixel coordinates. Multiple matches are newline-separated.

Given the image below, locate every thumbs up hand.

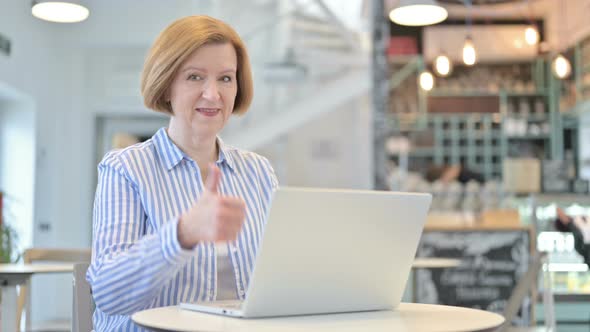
left=178, top=163, right=247, bottom=249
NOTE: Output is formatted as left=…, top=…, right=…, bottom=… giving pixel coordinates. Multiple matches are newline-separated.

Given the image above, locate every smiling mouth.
left=196, top=108, right=220, bottom=115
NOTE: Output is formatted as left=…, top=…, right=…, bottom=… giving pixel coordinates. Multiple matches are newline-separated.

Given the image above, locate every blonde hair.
left=141, top=15, right=253, bottom=115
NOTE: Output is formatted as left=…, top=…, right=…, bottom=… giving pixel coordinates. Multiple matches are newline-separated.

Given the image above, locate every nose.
left=202, top=80, right=220, bottom=101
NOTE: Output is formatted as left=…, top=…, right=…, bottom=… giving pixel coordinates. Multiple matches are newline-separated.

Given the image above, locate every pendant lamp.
left=32, top=1, right=89, bottom=23
left=389, top=0, right=448, bottom=27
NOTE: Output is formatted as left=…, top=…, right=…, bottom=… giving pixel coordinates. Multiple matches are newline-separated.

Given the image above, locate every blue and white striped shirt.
left=87, top=127, right=278, bottom=331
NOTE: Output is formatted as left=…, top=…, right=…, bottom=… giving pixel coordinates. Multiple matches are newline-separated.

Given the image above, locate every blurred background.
left=2, top=0, right=590, bottom=330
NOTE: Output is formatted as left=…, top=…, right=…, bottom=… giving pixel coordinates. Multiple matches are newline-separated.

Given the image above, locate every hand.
left=177, top=163, right=246, bottom=249
left=556, top=207, right=571, bottom=225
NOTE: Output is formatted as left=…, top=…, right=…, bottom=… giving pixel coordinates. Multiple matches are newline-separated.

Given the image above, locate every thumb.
left=205, top=163, right=221, bottom=193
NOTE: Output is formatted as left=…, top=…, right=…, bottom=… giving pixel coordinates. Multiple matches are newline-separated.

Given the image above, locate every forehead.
left=181, top=42, right=237, bottom=71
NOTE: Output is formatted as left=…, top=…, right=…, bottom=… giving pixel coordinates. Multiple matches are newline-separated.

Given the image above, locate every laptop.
left=180, top=187, right=432, bottom=318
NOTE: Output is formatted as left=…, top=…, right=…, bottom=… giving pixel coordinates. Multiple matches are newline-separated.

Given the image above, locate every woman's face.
left=168, top=42, right=238, bottom=138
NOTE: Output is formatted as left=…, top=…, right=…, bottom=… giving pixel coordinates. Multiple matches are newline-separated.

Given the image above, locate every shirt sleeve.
left=255, top=156, right=279, bottom=207
left=86, top=154, right=194, bottom=315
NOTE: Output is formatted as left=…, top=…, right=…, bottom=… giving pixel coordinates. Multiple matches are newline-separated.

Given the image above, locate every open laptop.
left=180, top=187, right=432, bottom=318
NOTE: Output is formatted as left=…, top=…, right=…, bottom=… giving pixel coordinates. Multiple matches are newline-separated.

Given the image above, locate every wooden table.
left=0, top=264, right=74, bottom=332
left=412, top=258, right=461, bottom=269
left=411, top=258, right=461, bottom=302
left=132, top=302, right=505, bottom=332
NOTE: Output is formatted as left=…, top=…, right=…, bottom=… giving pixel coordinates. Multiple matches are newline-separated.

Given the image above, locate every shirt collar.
left=216, top=136, right=236, bottom=172
left=154, top=127, right=235, bottom=172
left=154, top=128, right=184, bottom=171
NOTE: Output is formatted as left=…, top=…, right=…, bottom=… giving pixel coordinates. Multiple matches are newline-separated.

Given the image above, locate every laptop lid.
left=239, top=187, right=432, bottom=317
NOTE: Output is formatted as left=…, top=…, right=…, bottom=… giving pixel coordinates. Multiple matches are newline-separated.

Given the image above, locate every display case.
left=509, top=194, right=590, bottom=300
left=538, top=231, right=590, bottom=297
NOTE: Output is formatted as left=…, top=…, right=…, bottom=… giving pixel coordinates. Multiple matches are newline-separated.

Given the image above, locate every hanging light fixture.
left=551, top=1, right=571, bottom=80
left=419, top=71, right=435, bottom=91
left=524, top=25, right=539, bottom=46
left=389, top=0, right=448, bottom=27
left=31, top=1, right=90, bottom=23
left=552, top=54, right=572, bottom=79
left=461, top=0, right=476, bottom=66
left=434, top=54, right=452, bottom=77
left=462, top=36, right=477, bottom=66
left=523, top=0, right=539, bottom=47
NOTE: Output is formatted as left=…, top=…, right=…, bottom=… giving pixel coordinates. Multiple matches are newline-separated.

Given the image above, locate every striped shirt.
left=86, top=127, right=278, bottom=331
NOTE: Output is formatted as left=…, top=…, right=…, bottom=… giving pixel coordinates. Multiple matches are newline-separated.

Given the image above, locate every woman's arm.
left=86, top=155, right=193, bottom=315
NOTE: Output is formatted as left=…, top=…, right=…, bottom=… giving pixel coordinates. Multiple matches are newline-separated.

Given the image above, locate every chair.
left=16, top=248, right=91, bottom=332
left=499, top=252, right=556, bottom=332
left=72, top=263, right=94, bottom=332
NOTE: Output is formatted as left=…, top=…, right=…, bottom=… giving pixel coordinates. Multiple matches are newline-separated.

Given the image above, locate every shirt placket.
left=229, top=240, right=246, bottom=300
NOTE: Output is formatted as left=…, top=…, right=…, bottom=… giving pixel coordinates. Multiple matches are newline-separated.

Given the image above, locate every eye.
left=221, top=76, right=233, bottom=83
left=187, top=74, right=203, bottom=81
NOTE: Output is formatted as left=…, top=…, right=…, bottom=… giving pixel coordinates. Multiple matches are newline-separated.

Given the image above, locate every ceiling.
left=428, top=0, right=548, bottom=20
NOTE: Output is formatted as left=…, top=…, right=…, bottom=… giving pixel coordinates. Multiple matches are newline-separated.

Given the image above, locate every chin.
left=190, top=125, right=220, bottom=137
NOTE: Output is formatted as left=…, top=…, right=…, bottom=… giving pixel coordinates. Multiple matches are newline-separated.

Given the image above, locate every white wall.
left=0, top=0, right=73, bottom=324
left=0, top=0, right=66, bottom=248
left=258, top=94, right=373, bottom=190
left=0, top=98, right=35, bottom=253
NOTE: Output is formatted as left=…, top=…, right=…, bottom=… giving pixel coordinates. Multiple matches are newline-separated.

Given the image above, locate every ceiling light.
left=462, top=36, right=477, bottom=66
left=525, top=25, right=539, bottom=46
left=552, top=54, right=571, bottom=79
left=434, top=54, right=452, bottom=77
left=389, top=0, right=448, bottom=27
left=31, top=1, right=89, bottom=23
left=419, top=71, right=435, bottom=91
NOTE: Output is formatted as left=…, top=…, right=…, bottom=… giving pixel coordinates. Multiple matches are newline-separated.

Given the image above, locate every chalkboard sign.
left=415, top=229, right=531, bottom=325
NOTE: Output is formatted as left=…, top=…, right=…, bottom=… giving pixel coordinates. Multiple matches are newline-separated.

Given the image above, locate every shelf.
left=511, top=193, right=590, bottom=207
left=538, top=292, right=590, bottom=302
left=440, top=132, right=500, bottom=139
left=428, top=89, right=547, bottom=98
left=409, top=148, right=436, bottom=157
left=505, top=114, right=548, bottom=121
left=428, top=90, right=500, bottom=97
left=505, top=90, right=548, bottom=97
left=505, top=134, right=550, bottom=140
left=388, top=147, right=436, bottom=157
left=533, top=193, right=590, bottom=206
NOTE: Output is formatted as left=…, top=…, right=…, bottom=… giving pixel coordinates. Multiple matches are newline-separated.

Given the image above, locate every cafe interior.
left=1, top=0, right=590, bottom=331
